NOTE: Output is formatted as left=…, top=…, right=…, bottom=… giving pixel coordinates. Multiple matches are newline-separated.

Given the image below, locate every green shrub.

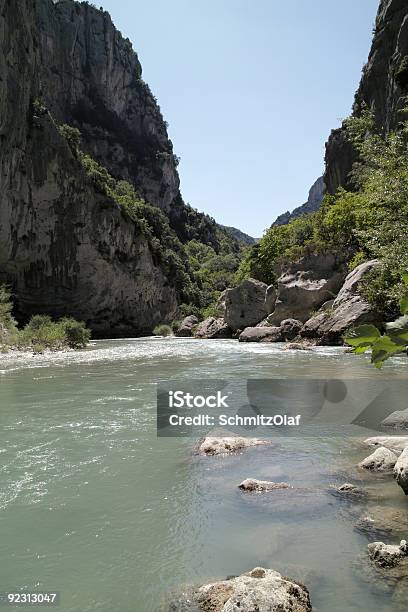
left=58, top=124, right=82, bottom=156
left=238, top=107, right=408, bottom=316
left=59, top=317, right=91, bottom=348
left=153, top=324, right=173, bottom=337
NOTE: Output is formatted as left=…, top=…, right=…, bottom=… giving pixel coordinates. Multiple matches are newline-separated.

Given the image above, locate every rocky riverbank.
left=174, top=258, right=382, bottom=347
left=163, top=433, right=408, bottom=610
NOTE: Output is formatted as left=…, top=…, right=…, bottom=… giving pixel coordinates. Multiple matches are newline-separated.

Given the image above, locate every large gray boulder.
left=364, top=436, right=408, bottom=454
left=238, top=326, right=283, bottom=343
left=224, top=278, right=268, bottom=330
left=187, top=567, right=312, bottom=611
left=394, top=447, right=408, bottom=495
left=267, top=253, right=346, bottom=326
left=194, top=317, right=232, bottom=339
left=280, top=318, right=303, bottom=340
left=301, top=260, right=381, bottom=344
left=359, top=447, right=398, bottom=472
left=381, top=409, right=408, bottom=430
left=175, top=315, right=198, bottom=337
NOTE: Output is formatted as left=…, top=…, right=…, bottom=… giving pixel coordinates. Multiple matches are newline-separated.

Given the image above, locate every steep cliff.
left=273, top=177, right=325, bottom=226
left=0, top=0, right=182, bottom=336
left=325, top=0, right=408, bottom=194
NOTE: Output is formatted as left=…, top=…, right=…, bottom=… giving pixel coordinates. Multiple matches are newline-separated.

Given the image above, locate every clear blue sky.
left=99, top=0, right=379, bottom=237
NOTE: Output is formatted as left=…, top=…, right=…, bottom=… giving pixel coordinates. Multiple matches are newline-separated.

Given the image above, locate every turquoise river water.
left=1, top=338, right=408, bottom=611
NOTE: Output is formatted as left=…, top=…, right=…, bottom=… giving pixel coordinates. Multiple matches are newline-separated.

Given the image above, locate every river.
left=0, top=338, right=407, bottom=611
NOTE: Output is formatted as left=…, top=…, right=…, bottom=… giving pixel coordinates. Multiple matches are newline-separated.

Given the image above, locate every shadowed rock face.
left=324, top=0, right=408, bottom=194
left=0, top=0, right=180, bottom=336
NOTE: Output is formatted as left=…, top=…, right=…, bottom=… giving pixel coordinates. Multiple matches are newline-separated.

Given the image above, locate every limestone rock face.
left=238, top=326, right=283, bottom=343
left=0, top=0, right=180, bottom=336
left=38, top=0, right=179, bottom=211
left=325, top=0, right=408, bottom=194
left=224, top=278, right=268, bottom=330
left=175, top=315, right=198, bottom=337
left=193, top=567, right=312, bottom=612
left=267, top=253, right=346, bottom=326
left=194, top=317, right=232, bottom=339
left=301, top=260, right=381, bottom=344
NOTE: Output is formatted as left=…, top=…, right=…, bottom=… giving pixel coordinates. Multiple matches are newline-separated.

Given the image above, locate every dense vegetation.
left=236, top=107, right=408, bottom=321
left=58, top=124, right=245, bottom=320
left=0, top=285, right=91, bottom=353
left=345, top=274, right=408, bottom=368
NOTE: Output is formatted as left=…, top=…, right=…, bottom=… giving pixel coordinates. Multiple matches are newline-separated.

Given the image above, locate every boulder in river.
left=224, top=278, right=268, bottom=330
left=368, top=540, right=408, bottom=568
left=193, top=567, right=312, bottom=612
left=329, top=482, right=367, bottom=499
left=280, top=318, right=303, bottom=340
left=238, top=326, right=283, bottom=343
left=175, top=315, right=198, bottom=337
left=363, top=436, right=408, bottom=454
left=381, top=409, right=408, bottom=430
left=301, top=260, right=381, bottom=344
left=238, top=478, right=291, bottom=492
left=194, top=317, right=232, bottom=339
left=359, top=446, right=398, bottom=472
left=394, top=447, right=408, bottom=495
left=267, top=252, right=346, bottom=326
left=197, top=436, right=270, bottom=456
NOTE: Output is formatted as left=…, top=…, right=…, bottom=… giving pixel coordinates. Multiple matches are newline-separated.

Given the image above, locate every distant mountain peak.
left=272, top=176, right=325, bottom=226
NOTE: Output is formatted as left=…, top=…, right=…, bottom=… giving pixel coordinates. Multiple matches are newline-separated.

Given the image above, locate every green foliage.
left=32, top=98, right=47, bottom=116
left=59, top=318, right=91, bottom=348
left=56, top=122, right=245, bottom=319
left=345, top=274, right=408, bottom=368
left=18, top=315, right=91, bottom=350
left=153, top=324, right=173, bottom=337
left=58, top=124, right=82, bottom=156
left=0, top=284, right=18, bottom=344
left=239, top=107, right=408, bottom=312
left=0, top=287, right=91, bottom=351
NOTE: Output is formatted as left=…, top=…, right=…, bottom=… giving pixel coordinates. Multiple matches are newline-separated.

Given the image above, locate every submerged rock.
left=238, top=479, right=291, bottom=492
left=197, top=436, right=270, bottom=456
left=394, top=447, right=408, bottom=495
left=355, top=506, right=408, bottom=539
left=175, top=315, right=198, bottom=337
left=238, top=326, right=283, bottom=343
left=224, top=278, right=268, bottom=330
left=368, top=540, right=408, bottom=568
left=329, top=482, right=367, bottom=498
left=359, top=447, right=398, bottom=472
left=189, top=567, right=312, bottom=612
